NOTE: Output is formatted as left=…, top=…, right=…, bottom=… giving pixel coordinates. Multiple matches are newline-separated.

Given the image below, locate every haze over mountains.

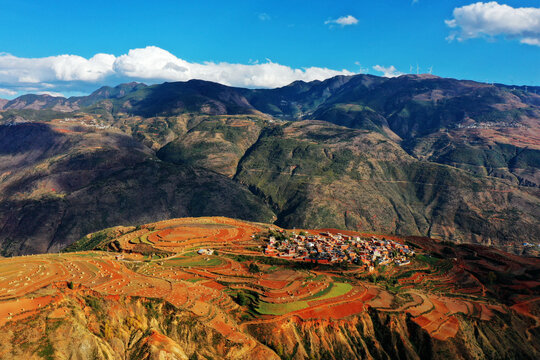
left=0, top=73, right=539, bottom=256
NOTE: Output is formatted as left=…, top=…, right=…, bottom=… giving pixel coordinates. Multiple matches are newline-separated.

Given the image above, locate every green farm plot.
left=257, top=300, right=309, bottom=315
left=184, top=278, right=206, bottom=283
left=129, top=232, right=156, bottom=245
left=309, top=282, right=352, bottom=302
left=139, top=233, right=155, bottom=245
left=257, top=282, right=353, bottom=315
left=181, top=251, right=198, bottom=257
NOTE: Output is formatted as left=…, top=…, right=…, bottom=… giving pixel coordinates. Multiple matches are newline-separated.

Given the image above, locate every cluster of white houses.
left=263, top=231, right=413, bottom=270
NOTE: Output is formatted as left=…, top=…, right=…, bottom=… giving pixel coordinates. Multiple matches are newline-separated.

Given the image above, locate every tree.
left=248, top=262, right=260, bottom=273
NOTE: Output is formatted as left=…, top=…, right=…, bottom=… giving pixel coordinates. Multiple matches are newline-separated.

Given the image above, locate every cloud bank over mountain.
left=0, top=46, right=355, bottom=98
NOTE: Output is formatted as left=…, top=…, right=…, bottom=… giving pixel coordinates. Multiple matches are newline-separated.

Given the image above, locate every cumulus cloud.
left=113, top=47, right=355, bottom=88
left=0, top=46, right=356, bottom=96
left=325, top=15, right=359, bottom=26
left=372, top=65, right=403, bottom=78
left=445, top=2, right=540, bottom=46
left=0, top=52, right=115, bottom=84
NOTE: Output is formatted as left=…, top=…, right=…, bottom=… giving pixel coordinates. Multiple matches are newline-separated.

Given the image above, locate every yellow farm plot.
left=257, top=282, right=353, bottom=315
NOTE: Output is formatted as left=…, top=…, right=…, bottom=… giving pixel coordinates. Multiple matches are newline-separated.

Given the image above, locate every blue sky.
left=0, top=0, right=539, bottom=98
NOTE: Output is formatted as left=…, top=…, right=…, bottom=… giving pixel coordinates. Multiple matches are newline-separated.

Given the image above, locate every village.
left=263, top=230, right=414, bottom=270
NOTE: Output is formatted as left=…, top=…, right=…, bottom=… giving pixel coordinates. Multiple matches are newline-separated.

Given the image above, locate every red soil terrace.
left=0, top=217, right=538, bottom=344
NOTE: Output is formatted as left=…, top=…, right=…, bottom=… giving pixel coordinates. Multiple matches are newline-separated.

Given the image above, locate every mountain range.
left=0, top=74, right=539, bottom=256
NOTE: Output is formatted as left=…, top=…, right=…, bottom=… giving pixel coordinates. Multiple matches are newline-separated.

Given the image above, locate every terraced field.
left=0, top=217, right=538, bottom=359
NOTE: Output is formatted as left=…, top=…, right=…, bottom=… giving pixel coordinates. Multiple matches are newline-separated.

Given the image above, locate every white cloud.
left=37, top=91, right=65, bottom=97
left=521, top=37, right=540, bottom=46
left=0, top=88, right=17, bottom=97
left=258, top=13, right=270, bottom=21
left=354, top=62, right=369, bottom=73
left=325, top=15, right=359, bottom=26
left=112, top=46, right=355, bottom=88
left=0, top=52, right=115, bottom=84
left=372, top=65, right=403, bottom=78
left=0, top=46, right=356, bottom=95
left=445, top=2, right=540, bottom=46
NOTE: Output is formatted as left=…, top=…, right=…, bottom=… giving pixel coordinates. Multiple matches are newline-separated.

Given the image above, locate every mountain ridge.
left=3, top=73, right=539, bottom=113
left=0, top=73, right=538, bottom=256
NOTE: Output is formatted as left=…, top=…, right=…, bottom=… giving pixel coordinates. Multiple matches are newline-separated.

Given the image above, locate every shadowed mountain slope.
left=0, top=123, right=274, bottom=255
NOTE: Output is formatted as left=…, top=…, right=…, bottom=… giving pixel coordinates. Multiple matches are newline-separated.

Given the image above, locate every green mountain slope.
left=157, top=115, right=268, bottom=177
left=234, top=121, right=539, bottom=251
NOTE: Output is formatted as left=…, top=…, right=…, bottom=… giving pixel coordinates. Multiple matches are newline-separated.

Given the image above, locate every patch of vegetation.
left=142, top=299, right=163, bottom=319
left=83, top=295, right=104, bottom=315
left=384, top=279, right=403, bottom=294
left=63, top=229, right=117, bottom=252
left=36, top=339, right=55, bottom=360
left=231, top=289, right=261, bottom=320
left=416, top=254, right=439, bottom=266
